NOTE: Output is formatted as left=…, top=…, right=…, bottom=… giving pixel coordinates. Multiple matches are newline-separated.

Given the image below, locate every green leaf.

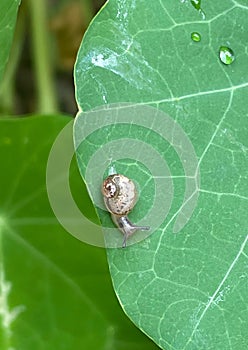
left=0, top=0, right=20, bottom=82
left=74, top=1, right=248, bottom=349
left=0, top=116, right=158, bottom=350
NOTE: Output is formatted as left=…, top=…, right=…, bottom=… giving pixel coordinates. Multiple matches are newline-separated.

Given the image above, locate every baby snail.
left=101, top=173, right=150, bottom=248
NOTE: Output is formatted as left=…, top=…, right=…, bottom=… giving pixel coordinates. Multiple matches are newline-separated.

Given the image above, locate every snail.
left=101, top=174, right=150, bottom=247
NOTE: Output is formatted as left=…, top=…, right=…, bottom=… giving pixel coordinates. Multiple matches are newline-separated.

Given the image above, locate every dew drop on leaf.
left=191, top=32, right=201, bottom=42
left=191, top=0, right=201, bottom=11
left=219, top=46, right=235, bottom=65
left=190, top=0, right=206, bottom=19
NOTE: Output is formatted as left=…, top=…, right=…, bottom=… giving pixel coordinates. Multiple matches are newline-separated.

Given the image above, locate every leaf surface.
left=74, top=0, right=248, bottom=349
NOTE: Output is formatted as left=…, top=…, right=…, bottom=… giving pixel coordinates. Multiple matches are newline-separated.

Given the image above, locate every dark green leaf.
left=0, top=116, right=158, bottom=350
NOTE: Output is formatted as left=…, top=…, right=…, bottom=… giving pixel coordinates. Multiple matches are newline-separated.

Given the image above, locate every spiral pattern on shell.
left=102, top=174, right=137, bottom=216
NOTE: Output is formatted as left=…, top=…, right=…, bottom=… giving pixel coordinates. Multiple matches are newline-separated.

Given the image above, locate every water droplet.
left=190, top=0, right=206, bottom=19
left=219, top=46, right=235, bottom=65
left=191, top=32, right=201, bottom=42
left=191, top=0, right=201, bottom=11
left=199, top=9, right=206, bottom=19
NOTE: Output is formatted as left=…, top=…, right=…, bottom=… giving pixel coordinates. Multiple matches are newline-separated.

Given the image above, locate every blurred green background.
left=0, top=0, right=106, bottom=116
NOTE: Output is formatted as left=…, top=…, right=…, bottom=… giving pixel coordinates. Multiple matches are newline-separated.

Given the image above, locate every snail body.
left=102, top=174, right=149, bottom=247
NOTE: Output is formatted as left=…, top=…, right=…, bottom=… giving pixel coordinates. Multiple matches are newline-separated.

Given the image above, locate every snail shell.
left=102, top=173, right=149, bottom=247
left=101, top=174, right=137, bottom=216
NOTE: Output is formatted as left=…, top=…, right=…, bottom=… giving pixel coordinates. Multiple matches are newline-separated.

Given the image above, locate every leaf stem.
left=28, top=0, right=58, bottom=114
left=80, top=0, right=95, bottom=27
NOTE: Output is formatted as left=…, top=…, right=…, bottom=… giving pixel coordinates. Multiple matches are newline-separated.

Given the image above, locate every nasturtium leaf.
left=0, top=0, right=21, bottom=82
left=74, top=0, right=248, bottom=349
left=0, top=116, right=158, bottom=350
